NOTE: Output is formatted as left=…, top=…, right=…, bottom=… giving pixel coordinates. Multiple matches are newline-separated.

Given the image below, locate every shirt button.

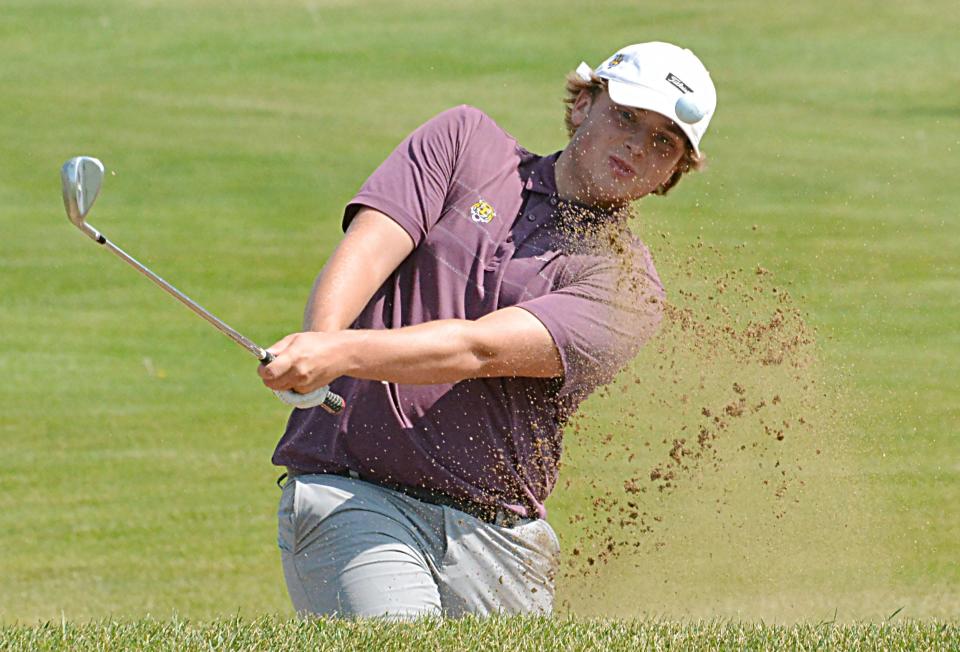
left=526, top=213, right=536, bottom=222
left=549, top=195, right=559, bottom=206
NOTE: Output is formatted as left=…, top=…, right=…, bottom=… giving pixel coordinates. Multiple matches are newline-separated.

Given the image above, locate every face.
left=559, top=89, right=688, bottom=209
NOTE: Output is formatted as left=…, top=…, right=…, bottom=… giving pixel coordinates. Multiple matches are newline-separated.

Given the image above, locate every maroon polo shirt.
left=272, top=106, right=664, bottom=518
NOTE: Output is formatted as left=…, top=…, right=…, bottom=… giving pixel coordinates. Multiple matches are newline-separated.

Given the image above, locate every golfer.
left=259, top=41, right=716, bottom=619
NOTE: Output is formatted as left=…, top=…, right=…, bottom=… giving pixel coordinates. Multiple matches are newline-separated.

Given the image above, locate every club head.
left=61, top=156, right=105, bottom=238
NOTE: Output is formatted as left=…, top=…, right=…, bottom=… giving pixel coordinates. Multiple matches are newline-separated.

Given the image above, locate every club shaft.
left=98, top=236, right=268, bottom=361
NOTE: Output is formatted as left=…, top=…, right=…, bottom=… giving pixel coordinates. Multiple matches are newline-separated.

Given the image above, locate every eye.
left=654, top=133, right=676, bottom=148
left=618, top=110, right=636, bottom=124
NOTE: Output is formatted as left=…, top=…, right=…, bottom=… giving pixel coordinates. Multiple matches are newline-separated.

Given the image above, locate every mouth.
left=608, top=155, right=635, bottom=179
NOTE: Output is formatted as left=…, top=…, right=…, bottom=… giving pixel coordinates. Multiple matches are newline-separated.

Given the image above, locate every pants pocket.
left=514, top=519, right=561, bottom=588
left=277, top=479, right=297, bottom=553
left=438, top=510, right=559, bottom=616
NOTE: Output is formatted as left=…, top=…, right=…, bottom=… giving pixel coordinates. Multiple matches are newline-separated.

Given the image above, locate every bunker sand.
left=549, top=228, right=884, bottom=621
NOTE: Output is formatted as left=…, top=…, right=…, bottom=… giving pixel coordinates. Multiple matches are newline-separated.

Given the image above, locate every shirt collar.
left=518, top=148, right=561, bottom=196
left=517, top=148, right=628, bottom=225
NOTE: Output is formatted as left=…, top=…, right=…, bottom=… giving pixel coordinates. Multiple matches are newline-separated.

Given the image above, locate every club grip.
left=260, top=351, right=345, bottom=414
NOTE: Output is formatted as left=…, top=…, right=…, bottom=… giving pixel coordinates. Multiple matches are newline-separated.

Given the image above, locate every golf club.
left=60, top=155, right=345, bottom=414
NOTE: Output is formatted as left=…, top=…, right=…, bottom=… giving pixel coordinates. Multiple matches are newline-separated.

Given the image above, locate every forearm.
left=303, top=208, right=414, bottom=331
left=340, top=320, right=488, bottom=385
left=302, top=261, right=374, bottom=332
left=260, top=307, right=561, bottom=393
left=340, top=306, right=562, bottom=384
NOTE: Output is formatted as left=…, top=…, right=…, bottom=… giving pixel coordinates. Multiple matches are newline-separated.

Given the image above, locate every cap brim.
left=606, top=79, right=701, bottom=155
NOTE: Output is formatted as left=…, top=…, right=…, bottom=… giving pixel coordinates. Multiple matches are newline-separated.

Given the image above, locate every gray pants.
left=277, top=473, right=560, bottom=619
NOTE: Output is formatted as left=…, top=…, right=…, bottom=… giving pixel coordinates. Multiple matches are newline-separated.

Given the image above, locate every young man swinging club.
left=258, top=41, right=717, bottom=619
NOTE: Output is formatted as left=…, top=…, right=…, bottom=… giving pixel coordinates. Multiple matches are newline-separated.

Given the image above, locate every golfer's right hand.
left=258, top=331, right=347, bottom=395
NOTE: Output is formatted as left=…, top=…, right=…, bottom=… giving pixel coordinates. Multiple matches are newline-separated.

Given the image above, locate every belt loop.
left=276, top=472, right=288, bottom=489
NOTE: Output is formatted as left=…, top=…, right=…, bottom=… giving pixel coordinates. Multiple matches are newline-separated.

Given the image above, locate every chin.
left=604, top=185, right=652, bottom=206
left=585, top=178, right=651, bottom=208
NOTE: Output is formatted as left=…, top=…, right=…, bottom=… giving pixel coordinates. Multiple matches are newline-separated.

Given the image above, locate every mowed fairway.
left=0, top=0, right=957, bottom=631
left=3, top=616, right=959, bottom=651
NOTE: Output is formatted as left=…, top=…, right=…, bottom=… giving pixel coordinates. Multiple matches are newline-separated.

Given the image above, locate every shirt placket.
left=512, top=192, right=558, bottom=252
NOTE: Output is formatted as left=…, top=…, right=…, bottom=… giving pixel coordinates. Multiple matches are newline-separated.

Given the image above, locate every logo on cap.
left=666, top=73, right=694, bottom=94
left=608, top=54, right=626, bottom=67
left=470, top=199, right=496, bottom=224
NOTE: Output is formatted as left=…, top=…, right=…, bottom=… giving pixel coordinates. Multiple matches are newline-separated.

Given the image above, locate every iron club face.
left=61, top=156, right=105, bottom=240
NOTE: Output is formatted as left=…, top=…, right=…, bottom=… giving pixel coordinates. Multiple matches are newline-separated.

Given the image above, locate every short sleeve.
left=517, top=244, right=665, bottom=399
left=343, top=106, right=486, bottom=247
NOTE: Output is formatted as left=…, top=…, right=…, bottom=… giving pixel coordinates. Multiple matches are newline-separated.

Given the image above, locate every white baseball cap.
left=577, top=42, right=717, bottom=155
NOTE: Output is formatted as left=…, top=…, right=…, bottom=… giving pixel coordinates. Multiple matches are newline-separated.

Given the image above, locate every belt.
left=280, top=467, right=526, bottom=528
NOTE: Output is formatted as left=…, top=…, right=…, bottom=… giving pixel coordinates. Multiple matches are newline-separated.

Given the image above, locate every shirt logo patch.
left=470, top=199, right=496, bottom=224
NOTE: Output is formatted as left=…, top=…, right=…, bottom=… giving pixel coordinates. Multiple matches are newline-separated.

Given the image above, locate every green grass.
left=2, top=617, right=958, bottom=651
left=0, top=0, right=957, bottom=634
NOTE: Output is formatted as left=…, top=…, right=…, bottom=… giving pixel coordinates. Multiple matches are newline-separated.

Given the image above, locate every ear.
left=653, top=165, right=683, bottom=196
left=569, top=89, right=596, bottom=130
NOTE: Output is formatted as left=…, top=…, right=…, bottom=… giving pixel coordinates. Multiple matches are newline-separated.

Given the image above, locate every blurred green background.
left=0, top=0, right=956, bottom=623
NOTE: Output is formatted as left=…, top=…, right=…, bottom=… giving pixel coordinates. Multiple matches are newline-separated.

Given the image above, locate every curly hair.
left=562, top=71, right=705, bottom=196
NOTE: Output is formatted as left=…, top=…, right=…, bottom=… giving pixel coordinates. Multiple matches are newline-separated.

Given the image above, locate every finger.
left=293, top=376, right=334, bottom=395
left=259, top=334, right=303, bottom=381
left=265, top=333, right=300, bottom=358
left=263, top=369, right=297, bottom=391
left=258, top=351, right=293, bottom=384
left=293, top=379, right=322, bottom=395
left=265, top=375, right=296, bottom=391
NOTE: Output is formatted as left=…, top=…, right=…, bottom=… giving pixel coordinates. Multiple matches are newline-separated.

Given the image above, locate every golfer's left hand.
left=258, top=332, right=346, bottom=394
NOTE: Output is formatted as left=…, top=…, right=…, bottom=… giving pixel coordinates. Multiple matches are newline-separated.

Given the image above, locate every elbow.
left=461, top=318, right=562, bottom=379
left=466, top=330, right=499, bottom=378
left=462, top=321, right=502, bottom=378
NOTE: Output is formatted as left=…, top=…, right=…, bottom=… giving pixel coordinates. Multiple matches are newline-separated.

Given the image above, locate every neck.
left=555, top=146, right=626, bottom=213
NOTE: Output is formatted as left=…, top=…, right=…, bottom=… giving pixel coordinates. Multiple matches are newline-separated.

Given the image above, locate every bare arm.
left=261, top=204, right=563, bottom=392
left=258, top=307, right=564, bottom=392
left=302, top=207, right=414, bottom=331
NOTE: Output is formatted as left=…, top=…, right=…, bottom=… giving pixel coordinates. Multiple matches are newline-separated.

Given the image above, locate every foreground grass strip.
left=1, top=616, right=958, bottom=651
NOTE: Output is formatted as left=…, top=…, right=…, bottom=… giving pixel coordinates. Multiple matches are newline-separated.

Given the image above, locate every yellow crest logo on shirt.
left=470, top=199, right=496, bottom=224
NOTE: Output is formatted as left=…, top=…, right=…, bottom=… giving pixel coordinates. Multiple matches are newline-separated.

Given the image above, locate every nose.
left=624, top=129, right=648, bottom=158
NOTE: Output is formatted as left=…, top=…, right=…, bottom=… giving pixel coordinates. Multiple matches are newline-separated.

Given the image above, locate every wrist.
left=332, top=329, right=366, bottom=379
